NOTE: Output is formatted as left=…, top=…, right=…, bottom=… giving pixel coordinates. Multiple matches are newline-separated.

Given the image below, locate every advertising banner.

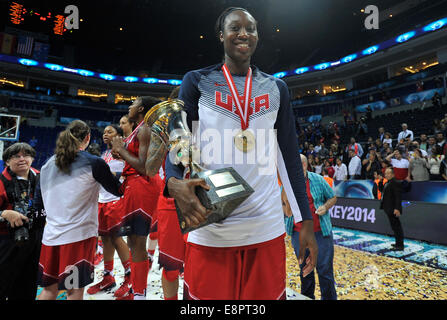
left=330, top=198, right=447, bottom=245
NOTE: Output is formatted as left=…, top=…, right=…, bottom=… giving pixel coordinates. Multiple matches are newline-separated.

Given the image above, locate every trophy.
left=144, top=99, right=254, bottom=233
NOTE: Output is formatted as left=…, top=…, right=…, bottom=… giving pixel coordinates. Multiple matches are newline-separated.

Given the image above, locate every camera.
left=10, top=200, right=34, bottom=243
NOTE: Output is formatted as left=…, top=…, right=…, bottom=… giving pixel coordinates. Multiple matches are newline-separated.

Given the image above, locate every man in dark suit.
left=379, top=167, right=404, bottom=250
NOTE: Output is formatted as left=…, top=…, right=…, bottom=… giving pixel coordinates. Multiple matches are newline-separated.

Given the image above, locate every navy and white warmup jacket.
left=40, top=151, right=122, bottom=246
left=165, top=64, right=312, bottom=247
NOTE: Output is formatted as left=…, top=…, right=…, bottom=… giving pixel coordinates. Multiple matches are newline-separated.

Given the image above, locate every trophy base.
left=175, top=167, right=254, bottom=234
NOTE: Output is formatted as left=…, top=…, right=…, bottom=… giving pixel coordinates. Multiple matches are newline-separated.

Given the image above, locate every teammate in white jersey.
left=165, top=7, right=317, bottom=300
left=38, top=120, right=122, bottom=300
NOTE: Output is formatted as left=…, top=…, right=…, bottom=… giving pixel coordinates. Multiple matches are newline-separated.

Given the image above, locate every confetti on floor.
left=36, top=228, right=447, bottom=300
left=285, top=228, right=447, bottom=300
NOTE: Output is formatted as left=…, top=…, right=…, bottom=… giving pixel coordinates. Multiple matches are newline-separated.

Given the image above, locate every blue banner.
left=334, top=180, right=447, bottom=204
left=403, top=88, right=445, bottom=104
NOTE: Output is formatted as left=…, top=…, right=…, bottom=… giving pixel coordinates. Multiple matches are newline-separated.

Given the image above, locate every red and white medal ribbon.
left=123, top=120, right=144, bottom=147
left=102, top=149, right=114, bottom=164
left=221, top=63, right=253, bottom=130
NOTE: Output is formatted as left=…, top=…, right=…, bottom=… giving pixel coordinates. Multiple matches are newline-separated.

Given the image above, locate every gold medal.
left=181, top=221, right=186, bottom=229
left=234, top=130, right=255, bottom=152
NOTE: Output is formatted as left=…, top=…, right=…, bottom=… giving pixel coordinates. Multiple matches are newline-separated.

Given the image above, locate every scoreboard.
left=9, top=1, right=68, bottom=36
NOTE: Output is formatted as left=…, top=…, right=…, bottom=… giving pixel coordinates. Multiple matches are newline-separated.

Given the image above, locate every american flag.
left=16, top=35, right=34, bottom=56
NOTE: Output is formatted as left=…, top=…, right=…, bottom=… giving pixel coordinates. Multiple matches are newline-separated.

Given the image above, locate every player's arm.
left=145, top=132, right=168, bottom=177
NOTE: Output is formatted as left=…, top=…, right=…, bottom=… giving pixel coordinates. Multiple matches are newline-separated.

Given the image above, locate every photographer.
left=0, top=143, right=45, bottom=300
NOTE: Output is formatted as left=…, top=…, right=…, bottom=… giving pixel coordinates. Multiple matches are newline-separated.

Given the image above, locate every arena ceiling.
left=1, top=0, right=447, bottom=78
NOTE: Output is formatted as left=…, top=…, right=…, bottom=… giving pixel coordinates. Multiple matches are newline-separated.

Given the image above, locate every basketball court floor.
left=35, top=227, right=447, bottom=300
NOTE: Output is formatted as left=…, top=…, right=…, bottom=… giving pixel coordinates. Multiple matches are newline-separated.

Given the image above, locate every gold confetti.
left=285, top=236, right=447, bottom=300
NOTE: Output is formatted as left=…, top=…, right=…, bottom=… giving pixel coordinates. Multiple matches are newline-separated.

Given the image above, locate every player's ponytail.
left=55, top=120, right=90, bottom=174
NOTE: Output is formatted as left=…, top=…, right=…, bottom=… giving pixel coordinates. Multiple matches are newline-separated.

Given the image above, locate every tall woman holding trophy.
left=111, top=96, right=163, bottom=300
left=165, top=7, right=318, bottom=300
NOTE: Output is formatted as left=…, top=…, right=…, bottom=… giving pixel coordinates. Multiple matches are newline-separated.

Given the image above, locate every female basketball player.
left=87, top=124, right=132, bottom=298
left=111, top=96, right=162, bottom=300
left=165, top=7, right=318, bottom=300
left=38, top=120, right=122, bottom=300
left=145, top=86, right=185, bottom=300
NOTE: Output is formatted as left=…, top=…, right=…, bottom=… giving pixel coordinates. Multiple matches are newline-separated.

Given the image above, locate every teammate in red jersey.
left=87, top=124, right=132, bottom=298
left=145, top=87, right=186, bottom=300
left=111, top=96, right=163, bottom=300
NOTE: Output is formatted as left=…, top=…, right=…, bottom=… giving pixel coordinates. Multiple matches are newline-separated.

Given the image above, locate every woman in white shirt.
left=314, top=156, right=323, bottom=175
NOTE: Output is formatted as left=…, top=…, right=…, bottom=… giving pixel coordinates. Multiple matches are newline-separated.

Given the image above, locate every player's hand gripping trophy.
left=144, top=99, right=254, bottom=233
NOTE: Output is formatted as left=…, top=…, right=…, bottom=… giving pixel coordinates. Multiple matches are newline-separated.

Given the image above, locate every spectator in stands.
left=330, top=143, right=341, bottom=160
left=374, top=138, right=383, bottom=153
left=409, top=141, right=427, bottom=158
left=381, top=143, right=392, bottom=159
left=419, top=134, right=428, bottom=152
left=318, top=142, right=329, bottom=160
left=427, top=145, right=444, bottom=181
left=314, top=157, right=323, bottom=175
left=323, top=159, right=335, bottom=178
left=386, top=150, right=409, bottom=181
left=377, top=127, right=385, bottom=143
left=397, top=123, right=414, bottom=142
left=408, top=149, right=429, bottom=181
left=314, top=141, right=322, bottom=154
left=306, top=144, right=317, bottom=158
left=321, top=168, right=334, bottom=188
left=348, top=150, right=362, bottom=180
left=333, top=157, right=348, bottom=181
left=372, top=170, right=387, bottom=200
left=327, top=150, right=335, bottom=165
left=427, top=136, right=437, bottom=157
left=346, top=137, right=364, bottom=158
left=307, top=154, right=315, bottom=173
left=395, top=139, right=408, bottom=156
left=362, top=150, right=381, bottom=180
left=383, top=132, right=393, bottom=148
left=364, top=137, right=374, bottom=152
